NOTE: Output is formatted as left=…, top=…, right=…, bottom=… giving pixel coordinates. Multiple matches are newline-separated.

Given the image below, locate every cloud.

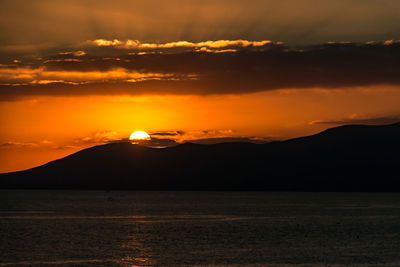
left=0, top=128, right=273, bottom=152
left=150, top=131, right=184, bottom=136
left=159, top=129, right=236, bottom=141
left=89, top=39, right=272, bottom=50
left=3, top=0, right=400, bottom=54
left=0, top=141, right=39, bottom=148
left=148, top=129, right=274, bottom=144
left=0, top=140, right=56, bottom=149
left=195, top=47, right=237, bottom=53
left=309, top=114, right=400, bottom=126
left=91, top=39, right=123, bottom=47
left=76, top=130, right=119, bottom=145
left=131, top=128, right=270, bottom=147
left=2, top=40, right=400, bottom=99
left=0, top=66, right=192, bottom=87
left=58, top=51, right=86, bottom=57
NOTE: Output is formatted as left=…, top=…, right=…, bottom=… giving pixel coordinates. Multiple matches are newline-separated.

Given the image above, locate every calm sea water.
left=1, top=190, right=400, bottom=266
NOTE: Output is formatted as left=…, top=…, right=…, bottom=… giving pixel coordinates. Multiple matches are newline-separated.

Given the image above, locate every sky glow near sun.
left=1, top=0, right=400, bottom=172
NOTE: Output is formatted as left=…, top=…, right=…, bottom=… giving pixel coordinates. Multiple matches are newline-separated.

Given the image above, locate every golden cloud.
left=58, top=51, right=86, bottom=57
left=90, top=39, right=272, bottom=49
left=0, top=66, right=192, bottom=85
left=195, top=47, right=237, bottom=53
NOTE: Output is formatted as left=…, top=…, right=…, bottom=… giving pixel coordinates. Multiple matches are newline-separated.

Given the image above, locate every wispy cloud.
left=76, top=131, right=119, bottom=145
left=0, top=141, right=39, bottom=148
left=0, top=140, right=57, bottom=149
left=309, top=114, right=400, bottom=126
left=0, top=66, right=193, bottom=87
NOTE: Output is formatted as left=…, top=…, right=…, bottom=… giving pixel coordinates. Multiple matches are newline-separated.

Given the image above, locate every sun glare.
left=129, top=131, right=151, bottom=141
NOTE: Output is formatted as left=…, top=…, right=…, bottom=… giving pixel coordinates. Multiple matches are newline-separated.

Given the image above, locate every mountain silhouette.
left=1, top=122, right=400, bottom=191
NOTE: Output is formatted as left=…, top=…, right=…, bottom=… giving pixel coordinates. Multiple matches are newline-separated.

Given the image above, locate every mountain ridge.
left=1, top=122, right=400, bottom=191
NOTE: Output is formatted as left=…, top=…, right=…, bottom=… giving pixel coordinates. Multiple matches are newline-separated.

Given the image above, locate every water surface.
left=1, top=190, right=400, bottom=266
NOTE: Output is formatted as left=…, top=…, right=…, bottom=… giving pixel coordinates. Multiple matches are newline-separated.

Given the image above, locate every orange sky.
left=1, top=86, right=400, bottom=173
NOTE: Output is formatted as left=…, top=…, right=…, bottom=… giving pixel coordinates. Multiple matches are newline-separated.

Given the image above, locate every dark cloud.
left=0, top=141, right=38, bottom=148
left=2, top=0, right=400, bottom=52
left=2, top=41, right=400, bottom=99
left=150, top=131, right=184, bottom=136
left=0, top=140, right=57, bottom=149
left=310, top=115, right=400, bottom=126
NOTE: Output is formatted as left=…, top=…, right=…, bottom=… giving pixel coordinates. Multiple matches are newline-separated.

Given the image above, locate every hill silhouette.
left=1, top=122, right=400, bottom=191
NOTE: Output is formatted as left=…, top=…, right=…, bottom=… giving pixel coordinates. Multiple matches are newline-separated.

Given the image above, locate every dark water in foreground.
left=1, top=191, right=400, bottom=266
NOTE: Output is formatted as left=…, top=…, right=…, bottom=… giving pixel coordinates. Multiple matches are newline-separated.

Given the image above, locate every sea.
left=1, top=190, right=400, bottom=266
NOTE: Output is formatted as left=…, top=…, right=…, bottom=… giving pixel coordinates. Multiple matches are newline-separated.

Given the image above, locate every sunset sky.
left=1, top=0, right=400, bottom=172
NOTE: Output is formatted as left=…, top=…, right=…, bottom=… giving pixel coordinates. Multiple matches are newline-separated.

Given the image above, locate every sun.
left=129, top=131, right=151, bottom=141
